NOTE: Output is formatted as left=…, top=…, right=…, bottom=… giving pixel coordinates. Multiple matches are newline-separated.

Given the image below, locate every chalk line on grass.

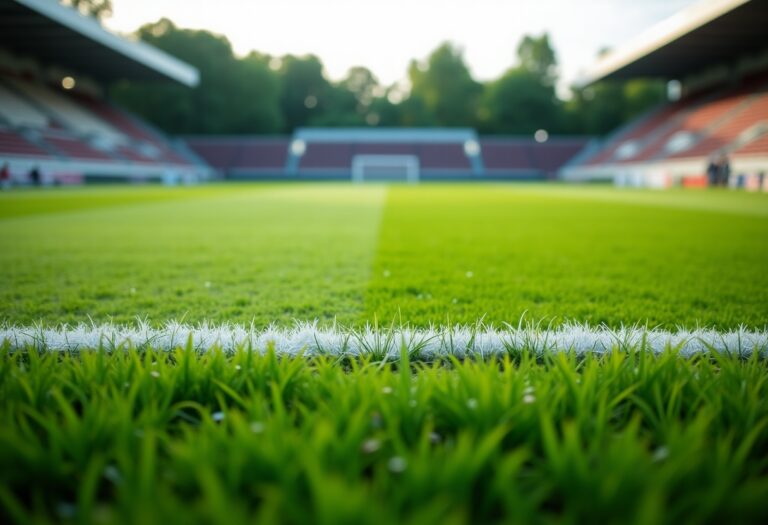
left=1, top=321, right=767, bottom=357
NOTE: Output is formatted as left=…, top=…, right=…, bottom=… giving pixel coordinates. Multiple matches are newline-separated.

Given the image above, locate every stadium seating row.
left=0, top=74, right=196, bottom=173
left=584, top=74, right=768, bottom=167
left=184, top=136, right=590, bottom=179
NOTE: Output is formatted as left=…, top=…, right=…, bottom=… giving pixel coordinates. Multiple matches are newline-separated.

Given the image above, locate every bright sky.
left=106, top=0, right=699, bottom=93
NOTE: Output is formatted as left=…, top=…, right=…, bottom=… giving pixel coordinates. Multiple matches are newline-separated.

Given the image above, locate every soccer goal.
left=351, top=155, right=420, bottom=183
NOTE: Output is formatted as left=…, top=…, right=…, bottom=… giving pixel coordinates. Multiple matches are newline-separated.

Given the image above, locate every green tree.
left=564, top=78, right=666, bottom=135
left=517, top=33, right=557, bottom=87
left=277, top=55, right=334, bottom=131
left=309, top=67, right=383, bottom=127
left=369, top=95, right=404, bottom=127
left=480, top=68, right=562, bottom=134
left=341, top=67, right=380, bottom=110
left=61, top=0, right=112, bottom=20
left=480, top=34, right=562, bottom=134
left=111, top=19, right=282, bottom=134
left=227, top=52, right=284, bottom=133
left=108, top=20, right=666, bottom=137
left=406, top=43, right=482, bottom=127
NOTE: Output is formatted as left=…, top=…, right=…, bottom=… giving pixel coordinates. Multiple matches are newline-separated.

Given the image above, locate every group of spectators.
left=706, top=152, right=731, bottom=187
left=0, top=162, right=43, bottom=190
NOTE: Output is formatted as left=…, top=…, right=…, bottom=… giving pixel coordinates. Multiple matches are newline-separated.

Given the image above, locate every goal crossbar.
left=351, top=155, right=420, bottom=183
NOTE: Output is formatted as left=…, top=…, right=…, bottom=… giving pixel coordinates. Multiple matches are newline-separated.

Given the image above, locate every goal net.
left=351, top=155, right=419, bottom=183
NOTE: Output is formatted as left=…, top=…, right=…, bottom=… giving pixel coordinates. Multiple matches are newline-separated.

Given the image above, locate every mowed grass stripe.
left=0, top=184, right=247, bottom=220
left=0, top=184, right=387, bottom=326
left=508, top=185, right=768, bottom=217
left=364, top=184, right=768, bottom=329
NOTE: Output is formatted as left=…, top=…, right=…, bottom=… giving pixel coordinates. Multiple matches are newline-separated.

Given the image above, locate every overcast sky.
left=106, top=0, right=699, bottom=92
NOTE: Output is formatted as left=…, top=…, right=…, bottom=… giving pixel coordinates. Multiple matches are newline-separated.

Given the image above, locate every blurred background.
left=0, top=0, right=766, bottom=187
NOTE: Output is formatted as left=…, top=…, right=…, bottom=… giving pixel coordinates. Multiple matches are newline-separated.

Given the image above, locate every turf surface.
left=1, top=183, right=766, bottom=328
left=2, top=183, right=768, bottom=524
left=1, top=347, right=767, bottom=525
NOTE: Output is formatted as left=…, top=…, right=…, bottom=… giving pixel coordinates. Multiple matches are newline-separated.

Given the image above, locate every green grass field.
left=1, top=183, right=768, bottom=524
left=1, top=183, right=767, bottom=328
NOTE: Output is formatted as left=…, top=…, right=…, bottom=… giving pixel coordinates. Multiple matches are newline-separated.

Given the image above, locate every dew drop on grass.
left=523, top=394, right=536, bottom=404
left=466, top=398, right=478, bottom=410
left=523, top=386, right=535, bottom=395
left=361, top=438, right=381, bottom=454
left=652, top=446, right=669, bottom=462
left=388, top=456, right=407, bottom=473
left=250, top=422, right=265, bottom=434
left=56, top=502, right=76, bottom=519
left=212, top=411, right=225, bottom=422
left=382, top=386, right=393, bottom=394
left=429, top=432, right=442, bottom=444
left=150, top=371, right=160, bottom=378
left=235, top=364, right=242, bottom=371
left=103, top=465, right=122, bottom=485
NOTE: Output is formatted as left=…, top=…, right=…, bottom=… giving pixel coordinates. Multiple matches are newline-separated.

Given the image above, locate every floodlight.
left=290, top=139, right=307, bottom=156
left=463, top=139, right=480, bottom=156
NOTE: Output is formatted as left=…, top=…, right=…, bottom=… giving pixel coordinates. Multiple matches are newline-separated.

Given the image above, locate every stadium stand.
left=562, top=0, right=768, bottom=188
left=0, top=127, right=49, bottom=157
left=481, top=138, right=590, bottom=179
left=0, top=0, right=210, bottom=182
left=186, top=130, right=590, bottom=181
left=0, top=1, right=590, bottom=184
left=182, top=137, right=290, bottom=178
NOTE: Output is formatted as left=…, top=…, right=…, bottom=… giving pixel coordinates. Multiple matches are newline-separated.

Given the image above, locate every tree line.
left=109, top=18, right=666, bottom=137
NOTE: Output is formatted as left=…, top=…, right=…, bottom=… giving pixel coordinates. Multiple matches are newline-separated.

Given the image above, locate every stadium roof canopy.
left=0, top=0, right=198, bottom=86
left=576, top=0, right=768, bottom=87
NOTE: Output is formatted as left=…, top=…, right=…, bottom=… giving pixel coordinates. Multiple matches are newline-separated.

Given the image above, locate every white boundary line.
left=2, top=321, right=767, bottom=358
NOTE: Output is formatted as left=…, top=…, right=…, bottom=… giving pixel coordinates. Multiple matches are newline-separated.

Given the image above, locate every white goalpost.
left=351, top=154, right=420, bottom=183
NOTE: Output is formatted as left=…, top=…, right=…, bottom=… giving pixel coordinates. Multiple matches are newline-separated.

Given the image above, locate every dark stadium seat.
left=734, top=131, right=768, bottom=157
left=73, top=94, right=191, bottom=165
left=480, top=140, right=533, bottom=171
left=418, top=144, right=470, bottom=170
left=183, top=137, right=290, bottom=176
left=235, top=139, right=289, bottom=169
left=300, top=144, right=354, bottom=169
left=585, top=104, right=684, bottom=165
left=0, top=128, right=50, bottom=157
left=184, top=140, right=241, bottom=170
left=481, top=138, right=591, bottom=178
left=529, top=141, right=592, bottom=174
left=671, top=92, right=768, bottom=159
left=354, top=143, right=418, bottom=155
left=40, top=132, right=114, bottom=161
left=630, top=91, right=752, bottom=162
